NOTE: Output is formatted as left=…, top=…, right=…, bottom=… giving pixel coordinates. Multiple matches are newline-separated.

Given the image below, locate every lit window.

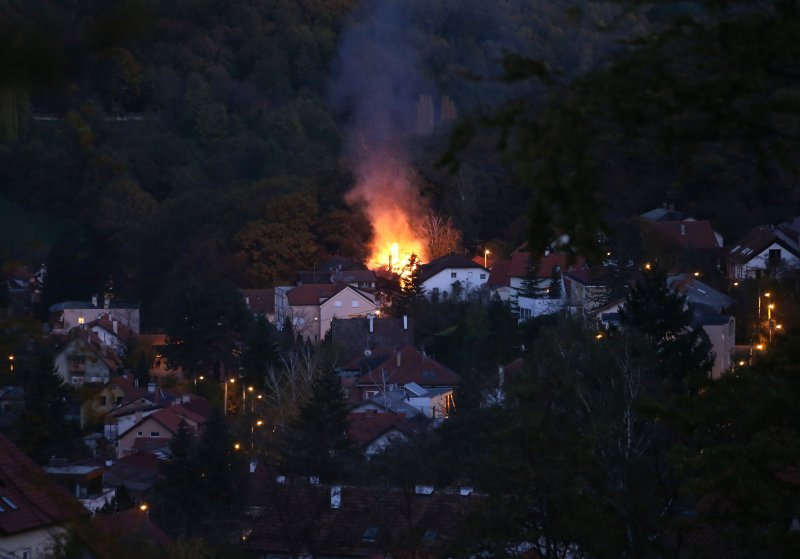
left=78, top=316, right=85, bottom=325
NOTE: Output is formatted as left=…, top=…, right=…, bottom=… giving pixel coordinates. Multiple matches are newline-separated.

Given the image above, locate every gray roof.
left=667, top=274, right=735, bottom=313
left=49, top=300, right=139, bottom=312
left=690, top=303, right=733, bottom=327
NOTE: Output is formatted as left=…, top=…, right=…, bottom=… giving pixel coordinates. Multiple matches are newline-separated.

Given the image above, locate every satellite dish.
left=364, top=349, right=372, bottom=357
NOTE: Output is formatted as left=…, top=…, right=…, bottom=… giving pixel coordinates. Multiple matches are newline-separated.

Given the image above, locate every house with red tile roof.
left=348, top=410, right=423, bottom=457
left=84, top=313, right=134, bottom=358
left=640, top=219, right=722, bottom=274
left=727, top=225, right=800, bottom=280
left=0, top=433, right=89, bottom=558
left=241, top=288, right=276, bottom=321
left=279, top=284, right=378, bottom=342
left=341, top=346, right=461, bottom=403
left=52, top=329, right=123, bottom=386
left=116, top=405, right=206, bottom=459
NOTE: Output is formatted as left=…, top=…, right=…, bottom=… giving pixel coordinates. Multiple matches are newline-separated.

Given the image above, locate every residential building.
left=0, top=434, right=89, bottom=559
left=241, top=288, right=276, bottom=322
left=279, top=284, right=378, bottom=342
left=418, top=253, right=489, bottom=299
left=348, top=410, right=423, bottom=457
left=330, top=315, right=414, bottom=362
left=49, top=295, right=140, bottom=334
left=727, top=225, right=800, bottom=280
left=640, top=219, right=722, bottom=274
left=43, top=460, right=115, bottom=513
left=52, top=330, right=122, bottom=386
left=85, top=313, right=133, bottom=358
left=691, top=303, right=736, bottom=379
left=115, top=405, right=206, bottom=459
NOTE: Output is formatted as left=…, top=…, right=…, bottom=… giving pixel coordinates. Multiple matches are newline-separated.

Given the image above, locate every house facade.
left=53, top=332, right=122, bottom=386
left=419, top=253, right=489, bottom=299
left=49, top=296, right=141, bottom=335
left=281, top=284, right=378, bottom=341
left=727, top=226, right=800, bottom=280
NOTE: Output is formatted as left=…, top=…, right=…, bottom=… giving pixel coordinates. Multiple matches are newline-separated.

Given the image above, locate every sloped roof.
left=330, top=317, right=414, bottom=362
left=0, top=433, right=88, bottom=535
left=487, top=260, right=511, bottom=288
left=120, top=405, right=202, bottom=438
left=348, top=411, right=413, bottom=449
left=728, top=225, right=800, bottom=265
left=241, top=289, right=275, bottom=315
left=242, top=482, right=483, bottom=558
left=509, top=250, right=587, bottom=280
left=91, top=508, right=171, bottom=556
left=640, top=207, right=690, bottom=222
left=668, top=273, right=735, bottom=313
left=641, top=220, right=719, bottom=250
left=419, top=253, right=487, bottom=282
left=48, top=300, right=139, bottom=312
left=287, top=284, right=346, bottom=306
left=86, top=313, right=134, bottom=341
left=353, top=346, right=461, bottom=388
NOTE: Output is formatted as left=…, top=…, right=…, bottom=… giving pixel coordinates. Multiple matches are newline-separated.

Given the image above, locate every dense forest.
left=0, top=0, right=654, bottom=328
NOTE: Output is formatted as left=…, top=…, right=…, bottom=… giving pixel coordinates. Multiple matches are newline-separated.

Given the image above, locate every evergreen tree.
left=195, top=405, right=246, bottom=530
left=156, top=420, right=201, bottom=536
left=619, top=264, right=713, bottom=392
left=14, top=347, right=79, bottom=464
left=280, top=368, right=353, bottom=482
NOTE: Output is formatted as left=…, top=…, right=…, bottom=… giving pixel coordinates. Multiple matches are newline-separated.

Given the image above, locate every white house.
left=728, top=225, right=800, bottom=280
left=419, top=253, right=489, bottom=299
left=49, top=295, right=141, bottom=335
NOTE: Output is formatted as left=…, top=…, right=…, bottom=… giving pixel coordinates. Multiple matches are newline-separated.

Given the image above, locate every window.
left=450, top=272, right=457, bottom=278
left=116, top=396, right=123, bottom=404
left=351, top=300, right=360, bottom=308
left=480, top=273, right=486, bottom=279
left=520, top=308, right=532, bottom=321
left=150, top=431, right=160, bottom=437
left=769, top=248, right=781, bottom=263
left=78, top=316, right=85, bottom=325
left=137, top=431, right=143, bottom=437
left=98, top=396, right=107, bottom=406
left=335, top=300, right=343, bottom=308
left=72, top=376, right=84, bottom=384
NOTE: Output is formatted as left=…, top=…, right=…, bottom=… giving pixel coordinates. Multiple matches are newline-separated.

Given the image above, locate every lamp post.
left=224, top=377, right=236, bottom=415
left=484, top=249, right=490, bottom=269
left=768, top=303, right=775, bottom=342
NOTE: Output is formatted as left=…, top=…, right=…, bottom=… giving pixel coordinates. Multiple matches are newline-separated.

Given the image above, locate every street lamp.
left=224, top=377, right=236, bottom=415
left=484, top=249, right=490, bottom=268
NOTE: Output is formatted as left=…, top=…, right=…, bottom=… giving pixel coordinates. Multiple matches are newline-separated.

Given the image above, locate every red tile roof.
left=487, top=260, right=511, bottom=288
left=348, top=411, right=421, bottom=449
left=287, top=284, right=345, bottom=306
left=642, top=220, right=719, bottom=250
left=728, top=225, right=800, bottom=264
left=419, top=253, right=487, bottom=282
left=0, top=434, right=89, bottom=535
left=508, top=250, right=586, bottom=279
left=355, top=346, right=461, bottom=388
left=86, top=313, right=134, bottom=341
left=91, top=508, right=171, bottom=555
left=242, top=288, right=275, bottom=315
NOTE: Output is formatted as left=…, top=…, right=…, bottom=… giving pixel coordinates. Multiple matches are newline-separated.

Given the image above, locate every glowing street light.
left=484, top=249, right=491, bottom=269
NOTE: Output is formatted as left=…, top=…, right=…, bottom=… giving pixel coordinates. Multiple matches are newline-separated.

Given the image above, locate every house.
left=418, top=253, right=489, bottom=299
left=330, top=315, right=414, bottom=362
left=639, top=219, right=721, bottom=274
left=691, top=303, right=736, bottom=379
left=242, top=480, right=483, bottom=559
left=49, top=295, right=140, bottom=334
left=52, top=330, right=122, bottom=386
left=85, top=313, right=133, bottom=357
left=348, top=410, right=421, bottom=457
left=298, top=269, right=378, bottom=292
left=727, top=225, right=800, bottom=280
left=102, top=451, right=162, bottom=499
left=350, top=389, right=424, bottom=417
left=43, top=459, right=116, bottom=513
left=486, top=260, right=515, bottom=302
left=241, top=288, right=276, bottom=322
left=3, top=264, right=45, bottom=316
left=81, top=374, right=149, bottom=428
left=0, top=433, right=89, bottom=558
left=280, top=284, right=378, bottom=342
left=482, top=358, right=525, bottom=407
left=115, top=403, right=208, bottom=459
left=563, top=266, right=616, bottom=318
left=640, top=205, right=724, bottom=247
left=501, top=248, right=585, bottom=321
left=341, top=346, right=461, bottom=403
left=667, top=273, right=735, bottom=313
left=90, top=508, right=170, bottom=558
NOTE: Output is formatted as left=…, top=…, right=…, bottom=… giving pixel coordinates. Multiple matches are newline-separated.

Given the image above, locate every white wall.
left=422, top=268, right=488, bottom=299
left=1, top=525, right=67, bottom=559
left=734, top=242, right=800, bottom=279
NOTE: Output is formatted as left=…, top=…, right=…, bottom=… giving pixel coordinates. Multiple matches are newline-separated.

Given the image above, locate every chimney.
left=331, top=485, right=342, bottom=509
left=414, top=485, right=434, bottom=495
left=403, top=315, right=408, bottom=330
left=112, top=320, right=118, bottom=334
left=680, top=223, right=686, bottom=236
left=92, top=294, right=98, bottom=307
left=396, top=349, right=402, bottom=368
left=245, top=296, right=250, bottom=308
left=368, top=314, right=374, bottom=333
left=104, top=294, right=110, bottom=309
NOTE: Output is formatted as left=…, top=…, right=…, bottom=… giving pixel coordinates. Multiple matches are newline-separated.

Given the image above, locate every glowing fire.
left=346, top=150, right=427, bottom=275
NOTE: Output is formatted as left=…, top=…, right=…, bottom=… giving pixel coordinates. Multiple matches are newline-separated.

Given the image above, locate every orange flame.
left=346, top=150, right=427, bottom=275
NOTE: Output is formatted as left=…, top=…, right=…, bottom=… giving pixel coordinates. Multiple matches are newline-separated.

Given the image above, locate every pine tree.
left=280, top=369, right=353, bottom=482
left=619, top=264, right=713, bottom=392
left=157, top=420, right=201, bottom=535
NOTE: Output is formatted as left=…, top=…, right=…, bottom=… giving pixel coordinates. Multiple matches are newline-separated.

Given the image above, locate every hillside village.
left=2, top=207, right=800, bottom=558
